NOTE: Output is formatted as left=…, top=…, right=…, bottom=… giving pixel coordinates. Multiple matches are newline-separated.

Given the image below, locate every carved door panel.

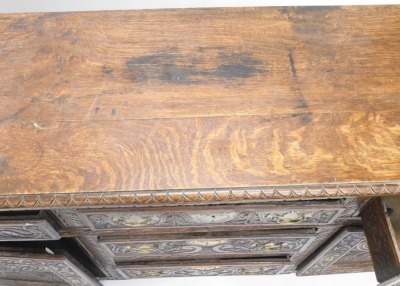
left=297, top=227, right=373, bottom=275
left=0, top=250, right=100, bottom=286
left=0, top=211, right=60, bottom=241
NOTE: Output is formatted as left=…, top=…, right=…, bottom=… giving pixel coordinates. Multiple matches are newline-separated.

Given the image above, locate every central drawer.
left=79, top=202, right=344, bottom=235
left=116, top=259, right=293, bottom=279
left=99, top=229, right=316, bottom=261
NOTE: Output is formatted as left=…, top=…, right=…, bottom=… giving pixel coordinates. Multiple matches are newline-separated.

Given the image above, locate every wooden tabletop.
left=0, top=6, right=399, bottom=201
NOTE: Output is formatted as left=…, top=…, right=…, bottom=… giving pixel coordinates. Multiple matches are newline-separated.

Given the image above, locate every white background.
left=0, top=0, right=398, bottom=12
left=0, top=1, right=395, bottom=285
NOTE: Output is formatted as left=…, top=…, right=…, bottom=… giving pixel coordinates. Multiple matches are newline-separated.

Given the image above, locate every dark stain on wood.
left=213, top=51, right=267, bottom=79
left=39, top=46, right=53, bottom=55
left=30, top=95, right=70, bottom=105
left=9, top=18, right=29, bottom=31
left=0, top=105, right=29, bottom=123
left=280, top=6, right=339, bottom=37
left=296, top=98, right=309, bottom=109
left=0, top=156, right=14, bottom=176
left=71, top=35, right=78, bottom=45
left=294, top=6, right=340, bottom=14
left=55, top=26, right=78, bottom=45
left=291, top=112, right=313, bottom=125
left=0, top=6, right=400, bottom=195
left=54, top=95, right=70, bottom=104
left=288, top=49, right=297, bottom=79
left=288, top=49, right=309, bottom=110
left=300, top=112, right=313, bottom=125
left=102, top=66, right=113, bottom=77
left=57, top=27, right=73, bottom=39
left=212, top=63, right=263, bottom=79
left=126, top=49, right=267, bottom=85
left=55, top=55, right=64, bottom=73
left=279, top=6, right=339, bottom=19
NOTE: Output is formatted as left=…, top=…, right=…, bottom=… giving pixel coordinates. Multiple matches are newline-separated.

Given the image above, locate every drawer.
left=99, top=229, right=316, bottom=261
left=79, top=200, right=345, bottom=234
left=116, top=259, right=293, bottom=278
left=46, top=199, right=366, bottom=280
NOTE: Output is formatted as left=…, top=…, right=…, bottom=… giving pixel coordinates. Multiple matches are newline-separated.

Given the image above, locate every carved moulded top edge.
left=0, top=182, right=398, bottom=210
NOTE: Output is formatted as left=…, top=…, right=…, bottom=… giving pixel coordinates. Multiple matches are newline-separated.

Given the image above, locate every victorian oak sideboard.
left=0, top=5, right=399, bottom=285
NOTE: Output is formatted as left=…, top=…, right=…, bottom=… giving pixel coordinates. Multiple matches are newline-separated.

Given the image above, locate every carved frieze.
left=81, top=206, right=342, bottom=231
left=0, top=182, right=397, bottom=210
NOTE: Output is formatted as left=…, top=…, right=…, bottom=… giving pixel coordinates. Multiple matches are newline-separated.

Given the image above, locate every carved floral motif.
left=52, top=209, right=87, bottom=228
left=0, top=220, right=60, bottom=241
left=0, top=256, right=98, bottom=286
left=299, top=228, right=373, bottom=276
left=118, top=264, right=287, bottom=278
left=103, top=237, right=312, bottom=258
left=86, top=209, right=339, bottom=230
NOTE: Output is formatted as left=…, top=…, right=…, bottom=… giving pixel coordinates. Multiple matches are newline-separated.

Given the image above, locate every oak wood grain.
left=0, top=7, right=400, bottom=122
left=0, top=6, right=400, bottom=196
left=1, top=111, right=399, bottom=195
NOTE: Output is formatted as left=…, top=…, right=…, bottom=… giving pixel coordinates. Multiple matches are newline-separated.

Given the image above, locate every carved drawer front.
left=116, top=259, right=293, bottom=279
left=79, top=201, right=344, bottom=233
left=297, top=227, right=373, bottom=276
left=0, top=211, right=60, bottom=241
left=99, top=230, right=316, bottom=261
left=0, top=251, right=100, bottom=286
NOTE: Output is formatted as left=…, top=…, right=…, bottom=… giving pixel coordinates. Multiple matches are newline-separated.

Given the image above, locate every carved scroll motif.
left=103, top=237, right=313, bottom=258
left=0, top=256, right=99, bottom=286
left=118, top=264, right=288, bottom=278
left=0, top=220, right=60, bottom=241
